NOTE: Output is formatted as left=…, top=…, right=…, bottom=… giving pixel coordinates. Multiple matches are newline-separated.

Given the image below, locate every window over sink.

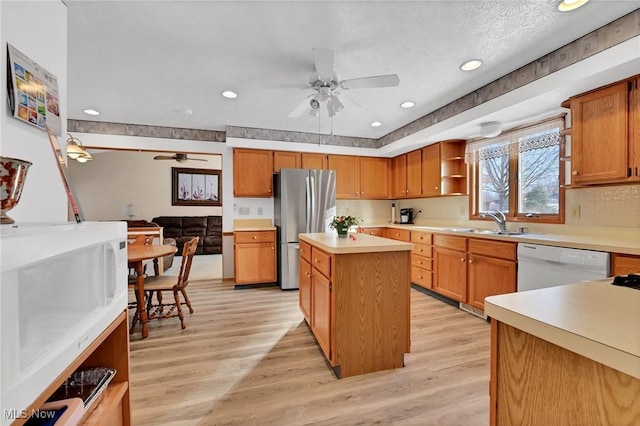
left=467, top=116, right=565, bottom=223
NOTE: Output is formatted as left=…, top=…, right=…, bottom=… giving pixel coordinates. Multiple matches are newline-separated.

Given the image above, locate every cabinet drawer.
left=300, top=240, right=312, bottom=264
left=611, top=253, right=640, bottom=275
left=469, top=238, right=516, bottom=261
left=411, top=267, right=432, bottom=289
left=359, top=227, right=385, bottom=237
left=411, top=231, right=432, bottom=244
left=311, top=247, right=331, bottom=279
left=386, top=228, right=411, bottom=242
left=412, top=242, right=432, bottom=258
left=411, top=254, right=432, bottom=271
left=434, top=234, right=467, bottom=251
left=235, top=231, right=275, bottom=243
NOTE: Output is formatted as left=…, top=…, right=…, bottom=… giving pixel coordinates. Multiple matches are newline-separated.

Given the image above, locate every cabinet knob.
left=435, top=186, right=439, bottom=190
left=272, top=246, right=274, bottom=250
left=419, top=236, right=423, bottom=239
left=572, top=171, right=578, bottom=176
left=469, top=259, right=474, bottom=264
left=253, top=235, right=258, bottom=239
left=306, top=271, right=311, bottom=277
left=460, top=258, right=465, bottom=262
left=269, top=189, right=272, bottom=192
left=419, top=275, right=423, bottom=279
left=315, top=258, right=319, bottom=263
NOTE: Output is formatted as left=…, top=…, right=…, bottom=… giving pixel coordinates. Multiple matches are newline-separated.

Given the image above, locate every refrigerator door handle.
left=305, top=176, right=312, bottom=233
left=309, top=176, right=316, bottom=232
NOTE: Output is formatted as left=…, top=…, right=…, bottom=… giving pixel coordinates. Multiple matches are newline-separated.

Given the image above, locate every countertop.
left=485, top=279, right=640, bottom=380
left=300, top=232, right=413, bottom=254
left=359, top=223, right=640, bottom=256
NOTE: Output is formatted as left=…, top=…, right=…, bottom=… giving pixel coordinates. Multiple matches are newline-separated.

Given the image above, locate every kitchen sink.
left=441, top=228, right=528, bottom=236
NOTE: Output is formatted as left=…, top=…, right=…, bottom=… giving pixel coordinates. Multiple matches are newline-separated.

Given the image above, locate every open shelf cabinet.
left=440, top=140, right=468, bottom=196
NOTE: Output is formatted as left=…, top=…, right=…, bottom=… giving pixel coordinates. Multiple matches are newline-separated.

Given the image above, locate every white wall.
left=0, top=1, right=68, bottom=223
left=67, top=151, right=223, bottom=221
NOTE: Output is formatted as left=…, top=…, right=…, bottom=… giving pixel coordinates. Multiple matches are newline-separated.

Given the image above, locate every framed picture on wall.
left=172, top=167, right=222, bottom=206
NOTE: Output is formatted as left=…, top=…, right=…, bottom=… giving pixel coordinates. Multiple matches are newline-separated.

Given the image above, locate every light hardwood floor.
left=129, top=281, right=490, bottom=425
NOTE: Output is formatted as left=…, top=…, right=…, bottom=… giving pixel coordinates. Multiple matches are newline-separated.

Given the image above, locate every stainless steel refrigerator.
left=274, top=168, right=336, bottom=290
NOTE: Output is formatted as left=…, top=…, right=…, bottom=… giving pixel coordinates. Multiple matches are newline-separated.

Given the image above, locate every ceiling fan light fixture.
left=370, top=121, right=382, bottom=127
left=400, top=101, right=415, bottom=109
left=221, top=90, right=238, bottom=99
left=460, top=59, right=483, bottom=72
left=66, top=134, right=90, bottom=160
left=558, top=0, right=589, bottom=11
left=480, top=121, right=502, bottom=138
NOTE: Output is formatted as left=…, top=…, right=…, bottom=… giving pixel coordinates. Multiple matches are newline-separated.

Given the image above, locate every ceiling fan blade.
left=153, top=155, right=175, bottom=160
left=338, top=92, right=364, bottom=115
left=341, top=74, right=400, bottom=90
left=313, top=48, right=334, bottom=82
left=288, top=94, right=314, bottom=118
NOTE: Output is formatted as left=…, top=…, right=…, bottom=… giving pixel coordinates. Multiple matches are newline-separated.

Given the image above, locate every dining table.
left=128, top=243, right=178, bottom=338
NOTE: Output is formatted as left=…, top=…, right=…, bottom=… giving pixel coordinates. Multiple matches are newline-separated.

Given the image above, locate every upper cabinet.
left=301, top=153, right=328, bottom=170
left=233, top=148, right=273, bottom=197
left=421, top=143, right=441, bottom=197
left=570, top=76, right=639, bottom=185
left=392, top=150, right=421, bottom=198
left=360, top=157, right=390, bottom=199
left=328, top=155, right=389, bottom=199
left=273, top=151, right=301, bottom=173
left=439, top=140, right=467, bottom=195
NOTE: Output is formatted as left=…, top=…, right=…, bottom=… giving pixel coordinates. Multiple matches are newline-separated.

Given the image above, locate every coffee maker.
left=399, top=208, right=413, bottom=224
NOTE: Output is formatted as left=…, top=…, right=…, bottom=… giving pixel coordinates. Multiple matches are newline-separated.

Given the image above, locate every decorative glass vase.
left=0, top=157, right=32, bottom=224
left=336, top=224, right=348, bottom=238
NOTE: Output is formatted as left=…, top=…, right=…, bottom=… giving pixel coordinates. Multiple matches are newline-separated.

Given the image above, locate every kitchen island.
left=485, top=280, right=640, bottom=425
left=299, top=232, right=412, bottom=378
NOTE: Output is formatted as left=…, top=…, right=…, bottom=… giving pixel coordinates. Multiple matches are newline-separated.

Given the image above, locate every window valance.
left=465, top=118, right=564, bottom=163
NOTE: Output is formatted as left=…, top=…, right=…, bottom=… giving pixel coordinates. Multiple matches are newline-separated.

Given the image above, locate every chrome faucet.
left=480, top=210, right=507, bottom=232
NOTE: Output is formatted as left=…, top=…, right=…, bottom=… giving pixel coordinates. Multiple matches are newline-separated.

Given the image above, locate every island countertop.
left=299, top=232, right=413, bottom=254
left=485, top=280, right=640, bottom=379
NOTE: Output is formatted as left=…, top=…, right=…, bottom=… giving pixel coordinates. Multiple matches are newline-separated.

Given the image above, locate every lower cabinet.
left=611, top=253, right=640, bottom=275
left=433, top=235, right=468, bottom=302
left=311, top=267, right=332, bottom=359
left=433, top=235, right=516, bottom=309
left=411, top=231, right=433, bottom=290
left=234, top=230, right=276, bottom=284
left=467, top=239, right=516, bottom=310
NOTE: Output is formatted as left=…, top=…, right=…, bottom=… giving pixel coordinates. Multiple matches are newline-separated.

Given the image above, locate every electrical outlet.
left=257, top=207, right=263, bottom=216
left=571, top=205, right=581, bottom=219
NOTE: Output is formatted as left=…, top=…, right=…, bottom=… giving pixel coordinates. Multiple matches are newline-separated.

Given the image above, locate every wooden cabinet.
left=440, top=140, right=467, bottom=195
left=392, top=150, right=422, bottom=198
left=233, top=148, right=273, bottom=197
left=411, top=231, right=433, bottom=290
left=299, top=236, right=410, bottom=378
left=433, top=235, right=468, bottom=302
left=570, top=77, right=640, bottom=184
left=234, top=230, right=276, bottom=284
left=328, top=154, right=360, bottom=199
left=611, top=253, right=640, bottom=275
left=421, top=143, right=441, bottom=197
left=301, top=153, right=328, bottom=170
left=467, top=239, right=516, bottom=311
left=384, top=228, right=411, bottom=242
left=273, top=151, right=301, bottom=172
left=328, top=155, right=388, bottom=199
left=359, top=157, right=389, bottom=199
left=19, top=312, right=131, bottom=426
left=358, top=227, right=385, bottom=237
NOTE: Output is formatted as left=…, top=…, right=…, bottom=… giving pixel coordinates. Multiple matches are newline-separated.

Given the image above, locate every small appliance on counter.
left=399, top=208, right=413, bottom=224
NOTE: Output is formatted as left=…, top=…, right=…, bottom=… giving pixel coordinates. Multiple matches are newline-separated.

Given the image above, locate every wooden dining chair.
left=137, top=236, right=199, bottom=330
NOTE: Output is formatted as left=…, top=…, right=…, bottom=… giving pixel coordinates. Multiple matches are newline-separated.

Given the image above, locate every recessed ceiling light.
left=221, top=90, right=238, bottom=99
left=400, top=101, right=415, bottom=109
left=460, top=59, right=483, bottom=72
left=83, top=109, right=100, bottom=116
left=558, top=0, right=589, bottom=11
left=370, top=121, right=382, bottom=127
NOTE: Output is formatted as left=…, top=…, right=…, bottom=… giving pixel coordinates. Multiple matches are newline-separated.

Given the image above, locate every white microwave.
left=0, top=221, right=128, bottom=423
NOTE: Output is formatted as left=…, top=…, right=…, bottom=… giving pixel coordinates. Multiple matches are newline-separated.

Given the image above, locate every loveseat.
left=152, top=216, right=222, bottom=255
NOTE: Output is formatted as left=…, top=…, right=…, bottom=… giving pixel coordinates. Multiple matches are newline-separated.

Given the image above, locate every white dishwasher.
left=517, top=243, right=610, bottom=292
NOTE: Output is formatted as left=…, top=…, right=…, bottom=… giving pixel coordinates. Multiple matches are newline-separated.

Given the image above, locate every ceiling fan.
left=153, top=153, right=207, bottom=163
left=288, top=48, right=400, bottom=118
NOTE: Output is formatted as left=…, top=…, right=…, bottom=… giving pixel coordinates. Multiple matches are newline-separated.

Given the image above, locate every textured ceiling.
left=66, top=1, right=640, bottom=141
